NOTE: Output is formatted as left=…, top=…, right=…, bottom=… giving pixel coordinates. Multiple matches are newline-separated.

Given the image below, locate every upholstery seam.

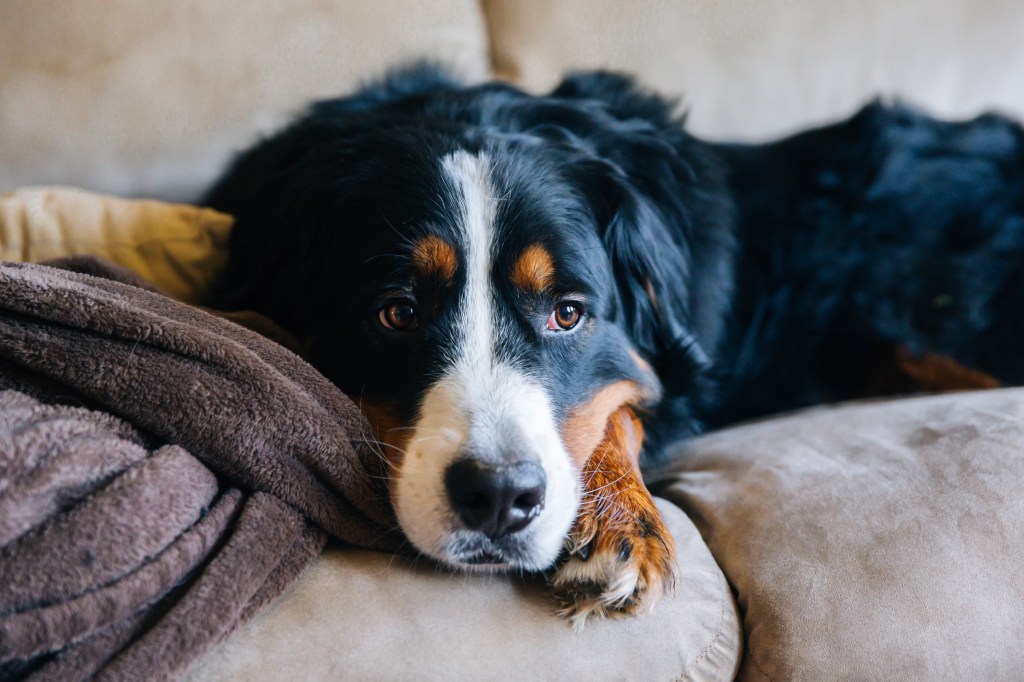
left=674, top=569, right=730, bottom=682
left=746, top=632, right=779, bottom=682
left=749, top=647, right=778, bottom=679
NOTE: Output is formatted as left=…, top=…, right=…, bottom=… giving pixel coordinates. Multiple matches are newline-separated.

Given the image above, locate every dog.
left=203, top=65, right=1024, bottom=625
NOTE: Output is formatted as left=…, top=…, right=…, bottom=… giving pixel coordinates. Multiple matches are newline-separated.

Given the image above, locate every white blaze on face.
left=392, top=150, right=581, bottom=571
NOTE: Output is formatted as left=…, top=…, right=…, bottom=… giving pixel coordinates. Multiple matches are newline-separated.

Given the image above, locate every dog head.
left=206, top=66, right=733, bottom=572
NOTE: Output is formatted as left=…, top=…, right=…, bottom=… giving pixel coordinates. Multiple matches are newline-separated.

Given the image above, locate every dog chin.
left=439, top=527, right=567, bottom=573
left=446, top=548, right=513, bottom=574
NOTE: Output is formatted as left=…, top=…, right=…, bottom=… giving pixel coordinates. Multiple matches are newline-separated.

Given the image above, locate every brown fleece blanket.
left=0, top=258, right=404, bottom=681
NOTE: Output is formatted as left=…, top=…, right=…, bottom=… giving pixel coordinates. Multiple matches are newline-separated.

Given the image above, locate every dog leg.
left=892, top=347, right=1002, bottom=392
left=552, top=406, right=675, bottom=629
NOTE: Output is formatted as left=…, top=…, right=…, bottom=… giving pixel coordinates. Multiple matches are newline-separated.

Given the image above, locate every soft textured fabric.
left=483, top=0, right=1024, bottom=140
left=654, top=389, right=1024, bottom=680
left=0, top=0, right=490, bottom=200
left=6, top=1, right=1024, bottom=199
left=0, top=259, right=402, bottom=680
left=0, top=187, right=233, bottom=302
left=186, top=499, right=742, bottom=682
left=0, top=258, right=743, bottom=681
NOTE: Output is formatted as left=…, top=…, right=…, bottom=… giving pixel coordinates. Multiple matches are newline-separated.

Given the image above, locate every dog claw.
left=552, top=505, right=674, bottom=629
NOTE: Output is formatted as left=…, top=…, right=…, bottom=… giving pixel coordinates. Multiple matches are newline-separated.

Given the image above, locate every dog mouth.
left=458, top=550, right=509, bottom=567
left=444, top=532, right=532, bottom=571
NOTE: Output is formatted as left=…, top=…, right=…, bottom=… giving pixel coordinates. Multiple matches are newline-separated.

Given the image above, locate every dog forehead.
left=490, top=159, right=613, bottom=291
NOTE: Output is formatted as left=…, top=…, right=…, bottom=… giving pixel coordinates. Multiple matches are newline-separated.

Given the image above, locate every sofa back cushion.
left=484, top=0, right=1024, bottom=140
left=0, top=0, right=490, bottom=202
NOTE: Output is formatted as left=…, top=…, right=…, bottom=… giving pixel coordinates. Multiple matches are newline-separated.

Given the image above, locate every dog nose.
left=445, top=458, right=546, bottom=537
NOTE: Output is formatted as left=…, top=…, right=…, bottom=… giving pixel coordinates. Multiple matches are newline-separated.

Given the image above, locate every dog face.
left=372, top=148, right=662, bottom=571
left=206, top=68, right=733, bottom=573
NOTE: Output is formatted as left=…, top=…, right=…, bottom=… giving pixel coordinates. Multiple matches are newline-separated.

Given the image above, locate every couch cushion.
left=0, top=187, right=232, bottom=303
left=655, top=389, right=1024, bottom=680
left=0, top=0, right=489, bottom=201
left=185, top=499, right=741, bottom=682
left=484, top=0, right=1024, bottom=140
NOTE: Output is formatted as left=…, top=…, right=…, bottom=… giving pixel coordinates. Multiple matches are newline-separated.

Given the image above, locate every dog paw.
left=552, top=496, right=675, bottom=630
left=551, top=405, right=675, bottom=630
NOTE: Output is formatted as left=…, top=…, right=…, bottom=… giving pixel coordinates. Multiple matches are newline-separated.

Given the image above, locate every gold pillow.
left=0, top=187, right=232, bottom=303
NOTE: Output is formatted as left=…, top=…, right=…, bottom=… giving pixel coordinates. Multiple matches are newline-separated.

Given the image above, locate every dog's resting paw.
left=552, top=502, right=675, bottom=630
left=551, top=407, right=675, bottom=630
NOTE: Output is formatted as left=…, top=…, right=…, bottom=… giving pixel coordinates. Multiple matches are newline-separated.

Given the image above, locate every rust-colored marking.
left=643, top=278, right=659, bottom=313
left=510, top=244, right=555, bottom=293
left=894, top=348, right=1001, bottom=392
left=563, top=406, right=675, bottom=613
left=360, top=402, right=413, bottom=471
left=866, top=344, right=1002, bottom=395
left=562, top=380, right=651, bottom=467
left=412, top=235, right=458, bottom=282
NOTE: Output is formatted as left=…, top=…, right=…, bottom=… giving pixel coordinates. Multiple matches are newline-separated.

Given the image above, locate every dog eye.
left=379, top=301, right=418, bottom=331
left=546, top=301, right=583, bottom=331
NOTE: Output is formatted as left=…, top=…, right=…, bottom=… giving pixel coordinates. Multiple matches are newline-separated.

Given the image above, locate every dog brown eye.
left=379, top=301, right=418, bottom=331
left=547, top=302, right=582, bottom=331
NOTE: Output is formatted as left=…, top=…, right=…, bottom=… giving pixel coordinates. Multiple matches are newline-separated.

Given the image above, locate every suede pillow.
left=655, top=389, right=1024, bottom=680
left=483, top=0, right=1024, bottom=141
left=0, top=187, right=232, bottom=303
left=185, top=500, right=741, bottom=682
left=0, top=1, right=489, bottom=201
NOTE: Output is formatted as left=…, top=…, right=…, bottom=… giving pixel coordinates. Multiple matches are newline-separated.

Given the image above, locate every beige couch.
left=3, top=2, right=1023, bottom=679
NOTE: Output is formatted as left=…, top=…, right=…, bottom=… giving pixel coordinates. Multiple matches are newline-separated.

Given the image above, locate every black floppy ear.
left=586, top=160, right=714, bottom=380
left=204, top=61, right=459, bottom=217
left=550, top=71, right=737, bottom=382
left=202, top=63, right=462, bottom=320
left=201, top=119, right=338, bottom=320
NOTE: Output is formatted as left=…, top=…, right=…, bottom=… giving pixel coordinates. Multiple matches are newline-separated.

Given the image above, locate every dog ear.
left=202, top=63, right=462, bottom=324
left=549, top=73, right=736, bottom=383
left=204, top=61, right=459, bottom=216
left=584, top=157, right=720, bottom=382
left=201, top=109, right=387, bottom=336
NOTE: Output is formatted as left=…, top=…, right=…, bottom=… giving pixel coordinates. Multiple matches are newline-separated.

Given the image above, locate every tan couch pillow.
left=0, top=0, right=489, bottom=201
left=186, top=500, right=741, bottom=682
left=656, top=389, right=1024, bottom=680
left=484, top=0, right=1024, bottom=140
left=0, top=187, right=232, bottom=303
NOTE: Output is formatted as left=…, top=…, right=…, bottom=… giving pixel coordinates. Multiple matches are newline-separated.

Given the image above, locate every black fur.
left=713, top=103, right=1024, bottom=426
left=205, top=65, right=1024, bottom=463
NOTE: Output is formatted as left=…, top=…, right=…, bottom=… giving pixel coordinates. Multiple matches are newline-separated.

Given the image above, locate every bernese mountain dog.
left=203, top=65, right=1024, bottom=626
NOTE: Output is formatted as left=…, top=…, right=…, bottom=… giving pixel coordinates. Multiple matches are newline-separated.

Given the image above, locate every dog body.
left=205, top=66, right=1024, bottom=623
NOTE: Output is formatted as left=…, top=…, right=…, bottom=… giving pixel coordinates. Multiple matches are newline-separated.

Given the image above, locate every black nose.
left=445, top=458, right=546, bottom=538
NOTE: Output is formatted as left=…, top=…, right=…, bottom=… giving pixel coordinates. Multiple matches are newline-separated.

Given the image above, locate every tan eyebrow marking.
left=412, top=235, right=458, bottom=282
left=510, top=243, right=555, bottom=293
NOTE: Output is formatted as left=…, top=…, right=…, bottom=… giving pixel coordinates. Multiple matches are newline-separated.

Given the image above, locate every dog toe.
left=552, top=503, right=674, bottom=630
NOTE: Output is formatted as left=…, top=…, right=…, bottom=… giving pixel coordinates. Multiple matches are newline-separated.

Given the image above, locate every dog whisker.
left=583, top=468, right=633, bottom=495
left=351, top=438, right=402, bottom=471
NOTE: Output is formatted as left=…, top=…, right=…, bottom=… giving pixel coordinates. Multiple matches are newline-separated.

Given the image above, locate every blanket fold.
left=0, top=259, right=404, bottom=681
